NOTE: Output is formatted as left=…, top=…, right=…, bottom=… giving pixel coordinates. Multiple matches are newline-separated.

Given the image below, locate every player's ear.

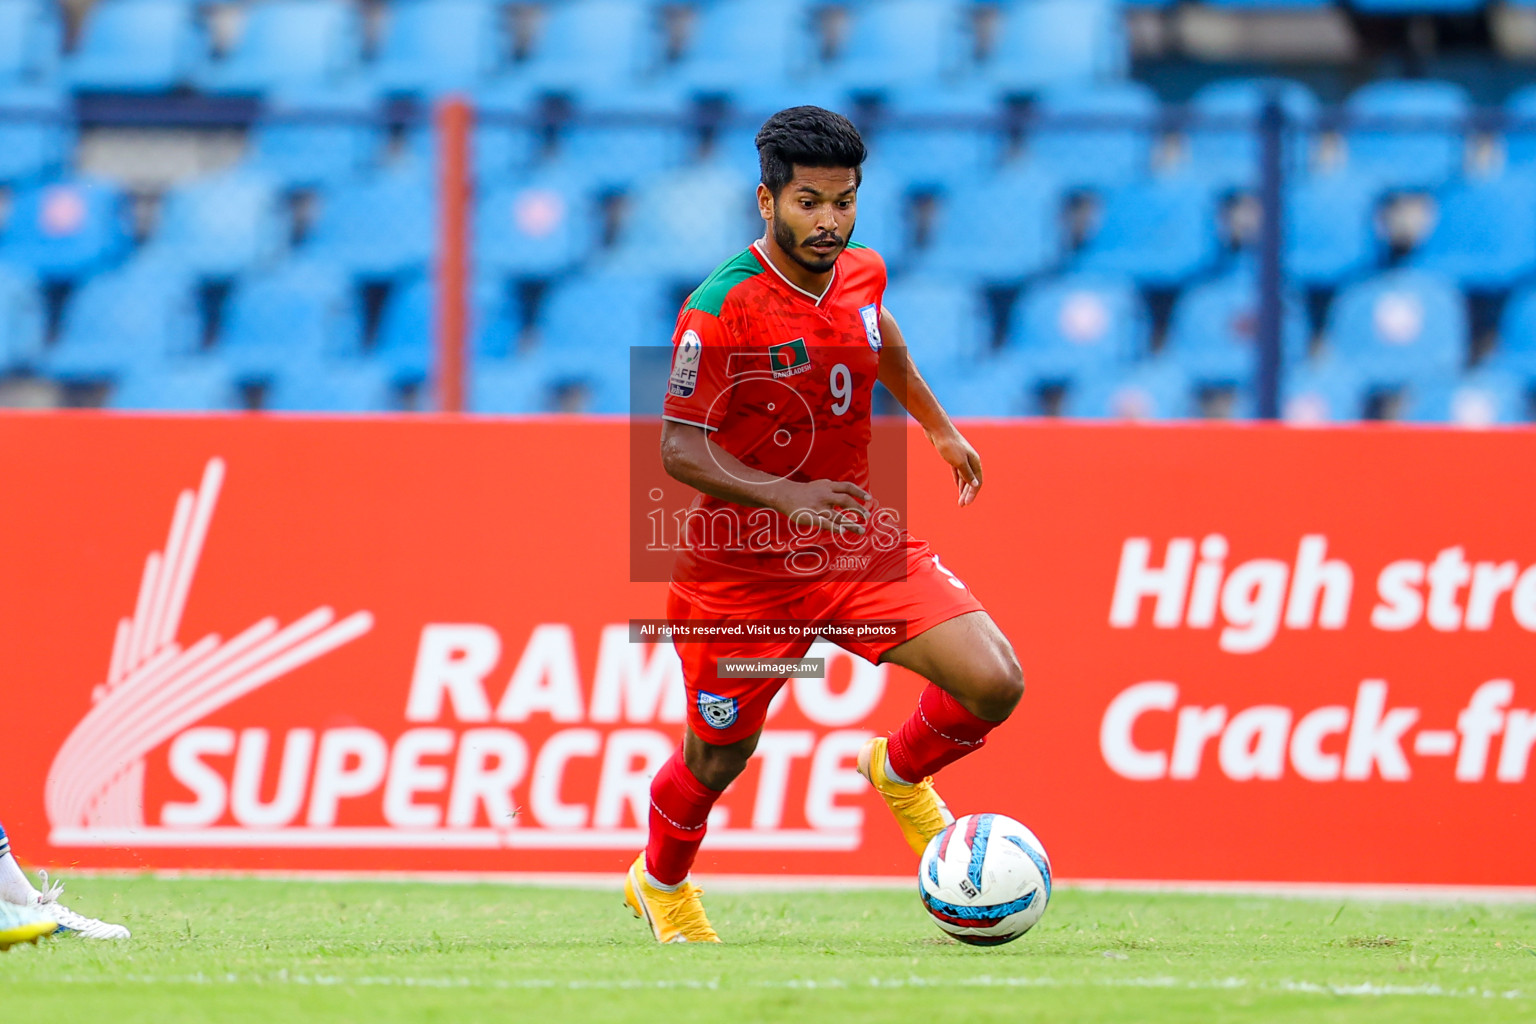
left=756, top=182, right=774, bottom=224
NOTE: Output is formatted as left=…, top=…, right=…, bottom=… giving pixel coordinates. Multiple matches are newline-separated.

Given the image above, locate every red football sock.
left=645, top=747, right=723, bottom=886
left=887, top=684, right=998, bottom=782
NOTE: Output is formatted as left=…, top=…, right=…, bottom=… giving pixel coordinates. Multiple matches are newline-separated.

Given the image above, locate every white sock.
left=883, top=751, right=912, bottom=786
left=0, top=850, right=39, bottom=906
left=644, top=869, right=683, bottom=893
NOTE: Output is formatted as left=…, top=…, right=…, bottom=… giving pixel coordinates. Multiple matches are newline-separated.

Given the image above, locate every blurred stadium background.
left=3, top=0, right=1536, bottom=421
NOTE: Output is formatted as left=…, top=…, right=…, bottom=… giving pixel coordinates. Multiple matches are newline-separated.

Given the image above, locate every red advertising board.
left=2, top=413, right=1534, bottom=887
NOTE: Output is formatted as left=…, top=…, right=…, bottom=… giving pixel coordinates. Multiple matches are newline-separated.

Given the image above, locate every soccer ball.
left=918, top=813, right=1051, bottom=946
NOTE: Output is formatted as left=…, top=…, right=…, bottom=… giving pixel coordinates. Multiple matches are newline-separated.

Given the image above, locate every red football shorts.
left=668, top=538, right=986, bottom=745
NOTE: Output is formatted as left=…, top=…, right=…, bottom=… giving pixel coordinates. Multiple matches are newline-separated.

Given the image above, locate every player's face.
left=761, top=167, right=858, bottom=275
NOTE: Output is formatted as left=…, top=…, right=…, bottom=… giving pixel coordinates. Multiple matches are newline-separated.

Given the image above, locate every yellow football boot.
left=0, top=901, right=57, bottom=951
left=857, top=736, right=955, bottom=856
left=623, top=853, right=720, bottom=943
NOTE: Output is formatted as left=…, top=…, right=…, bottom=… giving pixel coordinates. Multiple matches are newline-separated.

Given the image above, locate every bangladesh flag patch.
left=768, top=338, right=811, bottom=378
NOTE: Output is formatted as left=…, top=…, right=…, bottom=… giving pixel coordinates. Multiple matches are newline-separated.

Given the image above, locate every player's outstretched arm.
left=660, top=420, right=870, bottom=535
left=876, top=307, right=984, bottom=507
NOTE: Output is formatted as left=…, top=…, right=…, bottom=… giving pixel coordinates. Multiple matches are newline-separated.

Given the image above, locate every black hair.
left=755, top=106, right=867, bottom=197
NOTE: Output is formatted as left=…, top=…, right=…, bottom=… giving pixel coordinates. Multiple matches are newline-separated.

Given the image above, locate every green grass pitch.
left=3, top=875, right=1534, bottom=1022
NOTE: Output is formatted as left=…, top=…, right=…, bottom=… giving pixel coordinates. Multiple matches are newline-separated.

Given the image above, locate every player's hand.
left=928, top=425, right=983, bottom=506
left=775, top=479, right=871, bottom=535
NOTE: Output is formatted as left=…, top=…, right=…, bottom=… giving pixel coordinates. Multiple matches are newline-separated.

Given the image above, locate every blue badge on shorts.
left=697, top=690, right=739, bottom=730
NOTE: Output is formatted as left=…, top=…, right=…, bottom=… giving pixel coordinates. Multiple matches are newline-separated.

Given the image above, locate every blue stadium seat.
left=469, top=275, right=521, bottom=360
left=265, top=358, right=396, bottom=411
left=1324, top=268, right=1465, bottom=388
left=0, top=262, right=43, bottom=370
left=469, top=356, right=545, bottom=414
left=865, top=123, right=999, bottom=192
left=473, top=121, right=541, bottom=185
left=476, top=175, right=595, bottom=278
left=1164, top=272, right=1309, bottom=388
left=1184, top=77, right=1319, bottom=188
left=65, top=0, right=203, bottom=93
left=627, top=341, right=672, bottom=415
left=1075, top=176, right=1219, bottom=286
left=406, top=112, right=538, bottom=186
left=109, top=357, right=239, bottom=411
left=485, top=343, right=630, bottom=414
left=45, top=258, right=198, bottom=378
left=701, top=123, right=768, bottom=187
left=554, top=119, right=695, bottom=191
left=304, top=171, right=433, bottom=278
left=1003, top=272, right=1147, bottom=385
left=247, top=83, right=383, bottom=187
left=1343, top=80, right=1468, bottom=189
left=1284, top=171, right=1381, bottom=287
left=507, top=0, right=660, bottom=106
left=1024, top=82, right=1159, bottom=190
left=144, top=171, right=287, bottom=276
left=705, top=79, right=867, bottom=181
left=985, top=0, right=1127, bottom=95
left=0, top=176, right=131, bottom=279
left=537, top=356, right=630, bottom=413
left=0, top=0, right=62, bottom=87
left=914, top=169, right=1063, bottom=282
left=1503, top=85, right=1536, bottom=169
left=217, top=262, right=361, bottom=379
left=663, top=0, right=813, bottom=97
left=374, top=276, right=436, bottom=383
left=830, top=0, right=968, bottom=96
left=878, top=74, right=1003, bottom=119
left=374, top=274, right=516, bottom=383
left=509, top=275, right=662, bottom=413
left=1407, top=173, right=1536, bottom=290
left=198, top=0, right=363, bottom=95
left=1402, top=368, right=1528, bottom=426
left=369, top=0, right=504, bottom=97
left=0, top=84, right=72, bottom=183
left=881, top=276, right=992, bottom=366
left=1485, top=283, right=1536, bottom=381
left=921, top=358, right=1031, bottom=417
left=1061, top=359, right=1193, bottom=420
left=531, top=273, right=673, bottom=369
left=723, top=80, right=863, bottom=137
left=840, top=161, right=909, bottom=266
left=608, top=165, right=758, bottom=280
left=1281, top=358, right=1367, bottom=423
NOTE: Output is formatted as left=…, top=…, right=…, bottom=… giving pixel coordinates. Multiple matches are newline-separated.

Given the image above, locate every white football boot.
left=30, top=872, right=130, bottom=940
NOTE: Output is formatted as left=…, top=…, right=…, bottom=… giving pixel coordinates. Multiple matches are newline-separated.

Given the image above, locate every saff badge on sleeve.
left=859, top=303, right=882, bottom=351
left=668, top=329, right=702, bottom=397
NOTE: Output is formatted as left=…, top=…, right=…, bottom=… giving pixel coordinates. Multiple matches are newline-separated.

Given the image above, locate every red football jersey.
left=663, top=241, right=906, bottom=610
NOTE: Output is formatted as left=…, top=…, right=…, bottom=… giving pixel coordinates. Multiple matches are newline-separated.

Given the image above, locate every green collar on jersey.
left=685, top=242, right=871, bottom=317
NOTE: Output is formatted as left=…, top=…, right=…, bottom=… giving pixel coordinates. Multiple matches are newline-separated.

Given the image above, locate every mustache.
left=803, top=233, right=844, bottom=247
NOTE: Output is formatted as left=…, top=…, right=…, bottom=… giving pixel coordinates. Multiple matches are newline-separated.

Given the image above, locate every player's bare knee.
left=685, top=736, right=755, bottom=791
left=687, top=748, right=746, bottom=790
left=975, top=646, right=1024, bottom=722
left=996, top=658, right=1026, bottom=719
